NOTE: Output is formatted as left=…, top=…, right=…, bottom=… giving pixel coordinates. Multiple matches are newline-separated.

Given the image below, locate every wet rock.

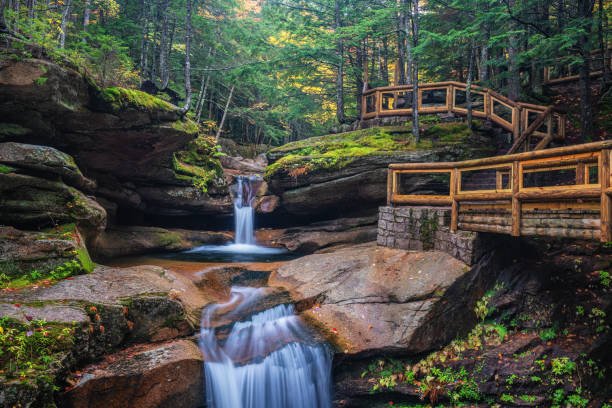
left=61, top=340, right=205, bottom=408
left=0, top=162, right=106, bottom=233
left=255, top=194, right=280, bottom=214
left=257, top=216, right=378, bottom=253
left=1, top=265, right=209, bottom=345
left=220, top=155, right=266, bottom=173
left=89, top=225, right=232, bottom=260
left=0, top=142, right=95, bottom=191
left=0, top=49, right=232, bottom=220
left=0, top=225, right=92, bottom=277
left=269, top=243, right=476, bottom=355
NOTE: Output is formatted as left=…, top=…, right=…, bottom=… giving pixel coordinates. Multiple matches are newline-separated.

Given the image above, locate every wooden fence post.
left=511, top=160, right=521, bottom=236
left=600, top=150, right=611, bottom=242
left=387, top=168, right=393, bottom=206
left=376, top=90, right=381, bottom=118
left=451, top=168, right=458, bottom=232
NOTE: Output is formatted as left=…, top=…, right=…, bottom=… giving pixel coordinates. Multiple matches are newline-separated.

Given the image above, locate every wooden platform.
left=387, top=141, right=612, bottom=242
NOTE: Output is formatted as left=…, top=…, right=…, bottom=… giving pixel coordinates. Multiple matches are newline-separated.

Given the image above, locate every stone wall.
left=377, top=206, right=484, bottom=265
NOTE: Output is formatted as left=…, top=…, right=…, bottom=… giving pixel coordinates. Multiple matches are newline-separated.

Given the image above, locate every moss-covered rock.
left=97, top=86, right=176, bottom=113
left=265, top=123, right=475, bottom=180
left=264, top=122, right=494, bottom=218
left=0, top=224, right=94, bottom=287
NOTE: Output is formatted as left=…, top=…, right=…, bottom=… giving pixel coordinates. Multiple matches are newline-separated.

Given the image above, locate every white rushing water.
left=199, top=287, right=333, bottom=408
left=233, top=175, right=257, bottom=245
left=183, top=176, right=288, bottom=260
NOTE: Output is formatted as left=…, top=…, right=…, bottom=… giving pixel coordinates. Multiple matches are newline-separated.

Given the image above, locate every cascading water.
left=181, top=175, right=290, bottom=262
left=199, top=287, right=333, bottom=408
left=233, top=175, right=258, bottom=245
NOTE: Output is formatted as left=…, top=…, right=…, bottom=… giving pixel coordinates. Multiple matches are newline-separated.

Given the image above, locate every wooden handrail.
left=361, top=81, right=565, bottom=148
left=507, top=106, right=554, bottom=154
left=386, top=141, right=612, bottom=242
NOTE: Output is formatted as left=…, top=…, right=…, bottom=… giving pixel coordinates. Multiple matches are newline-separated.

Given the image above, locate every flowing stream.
left=199, top=287, right=333, bottom=408
left=182, top=175, right=291, bottom=262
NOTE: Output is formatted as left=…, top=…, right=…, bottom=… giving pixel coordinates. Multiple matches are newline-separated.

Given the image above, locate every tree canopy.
left=1, top=0, right=610, bottom=145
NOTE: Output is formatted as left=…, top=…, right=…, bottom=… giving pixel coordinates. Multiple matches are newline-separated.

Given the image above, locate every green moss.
left=172, top=119, right=199, bottom=135
left=0, top=164, right=14, bottom=174
left=173, top=135, right=224, bottom=194
left=264, top=124, right=463, bottom=179
left=76, top=247, right=95, bottom=273
left=155, top=232, right=183, bottom=247
left=99, top=86, right=175, bottom=112
left=35, top=77, right=48, bottom=86
left=0, top=123, right=30, bottom=136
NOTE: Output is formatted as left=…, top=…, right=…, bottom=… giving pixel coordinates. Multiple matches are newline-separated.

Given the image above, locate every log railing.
left=543, top=47, right=612, bottom=85
left=387, top=140, right=612, bottom=242
left=361, top=81, right=565, bottom=151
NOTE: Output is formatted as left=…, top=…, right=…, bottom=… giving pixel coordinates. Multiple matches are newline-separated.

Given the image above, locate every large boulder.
left=256, top=216, right=378, bottom=253
left=0, top=225, right=94, bottom=278
left=0, top=264, right=210, bottom=408
left=264, top=124, right=495, bottom=219
left=61, top=340, right=205, bottom=408
left=1, top=264, right=208, bottom=344
left=269, top=243, right=479, bottom=356
left=0, top=42, right=232, bottom=220
left=89, top=225, right=232, bottom=260
left=0, top=142, right=107, bottom=234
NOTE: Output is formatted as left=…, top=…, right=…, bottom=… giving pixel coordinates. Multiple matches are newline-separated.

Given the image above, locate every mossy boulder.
left=0, top=224, right=94, bottom=285
left=264, top=123, right=494, bottom=218
left=0, top=44, right=232, bottom=220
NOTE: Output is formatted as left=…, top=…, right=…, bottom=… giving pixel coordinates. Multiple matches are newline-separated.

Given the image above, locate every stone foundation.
left=377, top=206, right=484, bottom=265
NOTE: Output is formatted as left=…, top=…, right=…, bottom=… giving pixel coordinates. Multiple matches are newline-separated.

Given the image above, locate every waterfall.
left=233, top=176, right=259, bottom=245
left=199, top=287, right=333, bottom=408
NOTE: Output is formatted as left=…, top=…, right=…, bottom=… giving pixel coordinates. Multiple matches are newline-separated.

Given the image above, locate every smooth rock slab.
left=61, top=339, right=205, bottom=408
left=269, top=243, right=474, bottom=355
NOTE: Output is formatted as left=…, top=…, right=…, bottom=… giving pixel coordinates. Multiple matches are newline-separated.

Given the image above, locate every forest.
left=0, top=0, right=609, bottom=146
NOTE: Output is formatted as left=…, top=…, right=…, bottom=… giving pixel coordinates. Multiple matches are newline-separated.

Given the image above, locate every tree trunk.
left=410, top=0, right=419, bottom=143
left=162, top=19, right=176, bottom=89
left=479, top=34, right=489, bottom=82
left=403, top=0, right=412, bottom=84
left=159, top=0, right=170, bottom=87
left=196, top=74, right=210, bottom=122
left=179, top=0, right=192, bottom=115
left=13, top=0, right=19, bottom=32
left=381, top=38, right=389, bottom=83
left=59, top=0, right=71, bottom=48
left=215, top=84, right=235, bottom=143
left=466, top=40, right=476, bottom=130
left=1, top=0, right=8, bottom=32
left=83, top=0, right=90, bottom=31
left=334, top=0, right=346, bottom=124
left=138, top=0, right=148, bottom=78
left=507, top=0, right=520, bottom=100
left=598, top=0, right=609, bottom=82
left=396, top=0, right=406, bottom=85
left=578, top=0, right=594, bottom=140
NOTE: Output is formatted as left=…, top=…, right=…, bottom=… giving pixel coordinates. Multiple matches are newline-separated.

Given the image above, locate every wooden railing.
left=544, top=47, right=612, bottom=85
left=387, top=141, right=612, bottom=242
left=361, top=81, right=565, bottom=152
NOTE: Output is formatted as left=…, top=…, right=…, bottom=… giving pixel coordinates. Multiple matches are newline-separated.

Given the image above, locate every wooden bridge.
left=386, top=141, right=612, bottom=242
left=361, top=81, right=565, bottom=153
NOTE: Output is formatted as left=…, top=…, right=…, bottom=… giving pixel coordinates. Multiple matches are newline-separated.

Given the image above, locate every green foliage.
left=540, top=327, right=557, bottom=342
left=173, top=135, right=224, bottom=194
left=0, top=165, right=14, bottom=174
left=500, top=394, right=514, bottom=403
left=474, top=283, right=504, bottom=321
left=551, top=357, right=576, bottom=376
left=598, top=270, right=611, bottom=287
left=0, top=317, right=78, bottom=384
